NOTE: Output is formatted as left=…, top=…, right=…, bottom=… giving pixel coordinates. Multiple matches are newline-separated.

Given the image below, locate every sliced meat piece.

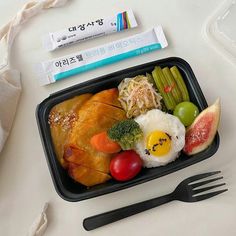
left=88, top=88, right=123, bottom=108
left=65, top=88, right=126, bottom=186
left=64, top=145, right=110, bottom=173
left=77, top=101, right=126, bottom=123
left=49, top=94, right=92, bottom=168
left=68, top=109, right=125, bottom=151
left=68, top=163, right=111, bottom=187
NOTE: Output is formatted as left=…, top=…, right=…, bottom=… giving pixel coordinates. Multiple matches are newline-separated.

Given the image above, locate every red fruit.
left=110, top=150, right=143, bottom=181
left=183, top=98, right=220, bottom=155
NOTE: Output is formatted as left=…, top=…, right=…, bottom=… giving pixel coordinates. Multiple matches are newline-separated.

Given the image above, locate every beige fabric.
left=0, top=0, right=69, bottom=235
left=27, top=203, right=49, bottom=236
left=0, top=0, right=68, bottom=154
left=0, top=0, right=69, bottom=154
left=0, top=69, right=21, bottom=151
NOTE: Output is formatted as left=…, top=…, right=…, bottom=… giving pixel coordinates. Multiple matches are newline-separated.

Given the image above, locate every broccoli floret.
left=107, top=119, right=143, bottom=150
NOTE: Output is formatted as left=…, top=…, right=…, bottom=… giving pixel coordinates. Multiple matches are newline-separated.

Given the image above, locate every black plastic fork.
left=83, top=171, right=227, bottom=231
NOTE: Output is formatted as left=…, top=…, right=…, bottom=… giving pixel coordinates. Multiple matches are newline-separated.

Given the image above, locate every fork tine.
left=190, top=176, right=223, bottom=189
left=193, top=183, right=226, bottom=195
left=184, top=171, right=221, bottom=184
left=194, top=189, right=228, bottom=201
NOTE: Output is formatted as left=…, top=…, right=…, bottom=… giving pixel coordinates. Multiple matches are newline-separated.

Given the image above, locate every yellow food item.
left=49, top=94, right=92, bottom=168
left=146, top=131, right=171, bottom=157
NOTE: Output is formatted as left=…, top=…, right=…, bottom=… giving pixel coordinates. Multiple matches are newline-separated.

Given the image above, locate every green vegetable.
left=174, top=101, right=199, bottom=126
left=146, top=73, right=155, bottom=85
left=170, top=66, right=190, bottom=101
left=152, top=66, right=176, bottom=111
left=162, top=67, right=182, bottom=104
left=108, top=119, right=143, bottom=150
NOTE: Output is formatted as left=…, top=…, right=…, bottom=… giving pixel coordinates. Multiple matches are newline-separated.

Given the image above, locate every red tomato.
left=110, top=150, right=143, bottom=181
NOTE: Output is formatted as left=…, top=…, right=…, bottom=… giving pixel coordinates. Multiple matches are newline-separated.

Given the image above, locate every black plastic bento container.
left=36, top=57, right=220, bottom=202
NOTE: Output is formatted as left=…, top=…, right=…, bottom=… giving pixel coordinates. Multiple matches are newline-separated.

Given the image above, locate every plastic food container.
left=36, top=57, right=220, bottom=202
left=203, top=0, right=236, bottom=66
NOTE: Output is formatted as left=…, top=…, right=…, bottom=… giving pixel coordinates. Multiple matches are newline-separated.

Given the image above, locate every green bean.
left=152, top=66, right=176, bottom=111
left=146, top=73, right=155, bottom=86
left=170, top=66, right=190, bottom=101
left=162, top=67, right=182, bottom=104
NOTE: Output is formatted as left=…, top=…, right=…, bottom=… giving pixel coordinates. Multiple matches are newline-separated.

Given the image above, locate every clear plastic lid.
left=203, top=0, right=236, bottom=66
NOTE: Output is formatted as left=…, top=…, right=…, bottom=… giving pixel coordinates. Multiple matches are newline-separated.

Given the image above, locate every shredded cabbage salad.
left=118, top=75, right=162, bottom=118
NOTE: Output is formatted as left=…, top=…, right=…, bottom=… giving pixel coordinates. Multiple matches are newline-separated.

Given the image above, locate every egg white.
left=134, top=109, right=185, bottom=168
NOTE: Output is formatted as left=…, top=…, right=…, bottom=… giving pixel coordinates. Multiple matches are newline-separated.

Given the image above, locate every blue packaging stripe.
left=116, top=11, right=129, bottom=31
left=54, top=43, right=162, bottom=81
left=116, top=13, right=119, bottom=31
left=117, top=13, right=123, bottom=31
left=119, top=13, right=124, bottom=30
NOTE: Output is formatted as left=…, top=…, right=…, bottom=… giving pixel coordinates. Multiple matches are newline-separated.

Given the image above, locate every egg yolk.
left=146, top=131, right=171, bottom=157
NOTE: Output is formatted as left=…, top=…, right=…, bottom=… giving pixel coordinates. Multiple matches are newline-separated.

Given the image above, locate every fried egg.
left=134, top=109, right=185, bottom=168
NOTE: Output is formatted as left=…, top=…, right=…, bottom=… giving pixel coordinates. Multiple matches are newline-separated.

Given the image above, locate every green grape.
left=174, top=102, right=199, bottom=126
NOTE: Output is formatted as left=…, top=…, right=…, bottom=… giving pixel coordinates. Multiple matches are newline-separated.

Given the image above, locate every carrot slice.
left=90, top=131, right=121, bottom=154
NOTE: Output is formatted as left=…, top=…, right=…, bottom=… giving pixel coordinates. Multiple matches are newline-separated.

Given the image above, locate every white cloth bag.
left=0, top=0, right=69, bottom=235
left=0, top=0, right=69, bottom=153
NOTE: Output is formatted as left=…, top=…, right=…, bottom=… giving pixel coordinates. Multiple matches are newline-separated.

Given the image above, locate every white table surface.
left=1, top=0, right=236, bottom=235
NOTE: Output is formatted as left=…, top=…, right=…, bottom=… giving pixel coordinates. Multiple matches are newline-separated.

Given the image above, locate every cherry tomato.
left=110, top=150, right=143, bottom=181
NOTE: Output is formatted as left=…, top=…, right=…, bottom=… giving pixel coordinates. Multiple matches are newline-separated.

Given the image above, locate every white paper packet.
left=37, top=26, right=168, bottom=85
left=43, top=9, right=138, bottom=51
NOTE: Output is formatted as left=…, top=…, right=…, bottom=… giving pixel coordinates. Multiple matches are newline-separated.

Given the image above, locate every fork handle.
left=83, top=193, right=173, bottom=231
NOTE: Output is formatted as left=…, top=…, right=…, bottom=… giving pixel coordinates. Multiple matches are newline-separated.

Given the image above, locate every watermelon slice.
left=183, top=98, right=220, bottom=155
